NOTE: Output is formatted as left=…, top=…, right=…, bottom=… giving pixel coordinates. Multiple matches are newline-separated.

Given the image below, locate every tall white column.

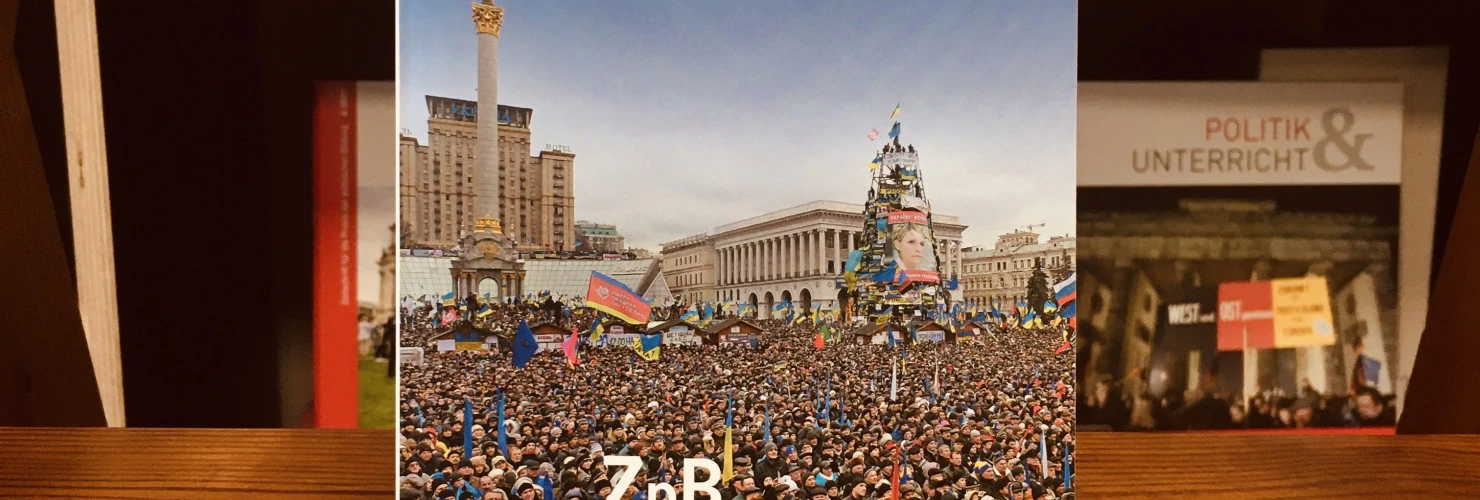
left=796, top=233, right=804, bottom=277
left=846, top=230, right=854, bottom=255
left=795, top=233, right=803, bottom=278
left=751, top=242, right=758, bottom=282
left=801, top=231, right=810, bottom=276
left=832, top=229, right=841, bottom=275
left=800, top=232, right=808, bottom=276
left=777, top=236, right=785, bottom=279
left=802, top=231, right=811, bottom=275
left=472, top=1, right=504, bottom=221
left=797, top=233, right=805, bottom=277
left=740, top=244, right=751, bottom=282
left=764, top=239, right=772, bottom=281
left=802, top=231, right=810, bottom=275
left=741, top=244, right=748, bottom=283
left=777, top=237, right=782, bottom=279
left=750, top=242, right=757, bottom=282
left=814, top=230, right=823, bottom=275
left=763, top=238, right=775, bottom=281
left=785, top=234, right=793, bottom=278
left=775, top=237, right=781, bottom=280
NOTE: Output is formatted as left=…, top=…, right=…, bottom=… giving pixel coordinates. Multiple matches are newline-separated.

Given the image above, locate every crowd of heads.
left=1080, top=369, right=1398, bottom=431
left=398, top=298, right=1076, bottom=500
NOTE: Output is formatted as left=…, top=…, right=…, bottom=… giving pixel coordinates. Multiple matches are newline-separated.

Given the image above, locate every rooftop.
left=398, top=256, right=660, bottom=299
left=713, top=200, right=962, bottom=234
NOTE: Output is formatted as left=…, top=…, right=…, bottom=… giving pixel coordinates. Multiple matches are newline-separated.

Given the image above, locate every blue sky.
left=400, top=0, right=1076, bottom=250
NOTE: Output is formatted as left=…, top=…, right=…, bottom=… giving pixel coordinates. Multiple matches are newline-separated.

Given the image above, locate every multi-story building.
left=399, top=96, right=575, bottom=251
left=707, top=201, right=968, bottom=317
left=575, top=220, right=626, bottom=254
left=961, top=230, right=1076, bottom=305
left=660, top=234, right=716, bottom=304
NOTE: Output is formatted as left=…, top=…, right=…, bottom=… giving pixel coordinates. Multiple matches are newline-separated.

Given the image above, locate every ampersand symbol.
left=1312, top=107, right=1374, bottom=171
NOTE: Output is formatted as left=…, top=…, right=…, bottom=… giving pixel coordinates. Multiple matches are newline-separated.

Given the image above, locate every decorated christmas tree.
left=842, top=120, right=947, bottom=325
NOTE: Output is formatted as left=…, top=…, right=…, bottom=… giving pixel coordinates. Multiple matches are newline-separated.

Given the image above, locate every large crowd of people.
left=1080, top=370, right=1398, bottom=431
left=398, top=299, right=1076, bottom=500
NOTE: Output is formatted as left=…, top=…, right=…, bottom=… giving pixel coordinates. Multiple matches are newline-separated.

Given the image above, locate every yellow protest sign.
left=1270, top=276, right=1336, bottom=348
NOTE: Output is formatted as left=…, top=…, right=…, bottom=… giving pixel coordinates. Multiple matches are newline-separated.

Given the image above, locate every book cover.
left=311, top=80, right=396, bottom=429
left=1075, top=82, right=1410, bottom=432
left=395, top=1, right=1077, bottom=498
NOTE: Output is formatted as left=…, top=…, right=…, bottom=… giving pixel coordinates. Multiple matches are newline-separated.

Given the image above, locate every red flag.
left=1054, top=340, right=1071, bottom=355
left=562, top=327, right=581, bottom=366
left=890, top=444, right=901, bottom=500
left=814, top=333, right=825, bottom=350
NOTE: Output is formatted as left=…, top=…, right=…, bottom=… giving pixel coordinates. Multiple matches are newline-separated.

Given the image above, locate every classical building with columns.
left=660, top=234, right=716, bottom=304
left=1076, top=199, right=1398, bottom=406
left=961, top=231, right=1076, bottom=305
left=701, top=200, right=966, bottom=318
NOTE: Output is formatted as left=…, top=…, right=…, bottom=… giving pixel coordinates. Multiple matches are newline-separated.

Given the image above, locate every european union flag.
left=888, top=122, right=900, bottom=139
left=512, top=320, right=538, bottom=368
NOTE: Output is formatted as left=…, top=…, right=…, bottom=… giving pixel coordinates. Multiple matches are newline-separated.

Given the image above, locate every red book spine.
left=312, top=82, right=358, bottom=428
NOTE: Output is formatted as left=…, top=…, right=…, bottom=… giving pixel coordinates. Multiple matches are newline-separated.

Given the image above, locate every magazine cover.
left=311, top=80, right=398, bottom=429
left=1075, top=82, right=1408, bottom=432
left=397, top=1, right=1076, bottom=499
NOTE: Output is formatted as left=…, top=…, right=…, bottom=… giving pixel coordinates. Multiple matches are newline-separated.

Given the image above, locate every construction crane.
left=1020, top=223, right=1045, bottom=233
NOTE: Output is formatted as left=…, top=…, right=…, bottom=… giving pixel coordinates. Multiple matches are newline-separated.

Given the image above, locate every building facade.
left=660, top=234, right=716, bottom=304
left=400, top=99, right=576, bottom=252
left=707, top=201, right=968, bottom=318
left=961, top=231, right=1076, bottom=305
left=575, top=220, right=626, bottom=253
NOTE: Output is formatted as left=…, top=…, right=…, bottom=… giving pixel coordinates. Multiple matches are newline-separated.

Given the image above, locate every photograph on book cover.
left=396, top=1, right=1076, bottom=499
left=1074, top=82, right=1409, bottom=432
left=310, top=80, right=398, bottom=429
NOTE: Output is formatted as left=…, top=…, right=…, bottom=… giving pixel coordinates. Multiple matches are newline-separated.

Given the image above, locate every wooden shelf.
left=0, top=428, right=393, bottom=498
left=1074, top=431, right=1480, bottom=498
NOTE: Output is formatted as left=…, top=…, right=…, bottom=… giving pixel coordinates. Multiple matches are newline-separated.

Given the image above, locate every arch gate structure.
left=450, top=217, right=526, bottom=302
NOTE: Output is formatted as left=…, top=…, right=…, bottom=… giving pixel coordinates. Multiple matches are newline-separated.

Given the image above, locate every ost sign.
left=1217, top=277, right=1334, bottom=351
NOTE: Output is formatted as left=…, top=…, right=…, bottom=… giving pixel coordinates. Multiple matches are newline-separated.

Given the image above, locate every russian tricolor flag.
left=1054, top=273, right=1077, bottom=306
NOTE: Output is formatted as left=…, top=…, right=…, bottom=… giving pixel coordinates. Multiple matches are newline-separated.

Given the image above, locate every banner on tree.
left=883, top=208, right=939, bottom=286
